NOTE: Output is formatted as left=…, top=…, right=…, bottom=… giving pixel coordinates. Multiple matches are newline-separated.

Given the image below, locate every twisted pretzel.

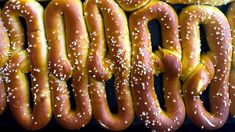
left=227, top=2, right=235, bottom=119
left=129, top=1, right=185, bottom=131
left=44, top=0, right=92, bottom=129
left=2, top=0, right=51, bottom=130
left=0, top=9, right=9, bottom=115
left=180, top=5, right=232, bottom=130
left=84, top=0, right=134, bottom=131
left=115, top=0, right=150, bottom=12
left=164, top=0, right=235, bottom=6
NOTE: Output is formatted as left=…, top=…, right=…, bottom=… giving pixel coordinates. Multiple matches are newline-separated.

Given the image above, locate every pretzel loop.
left=180, top=5, right=232, bottom=130
left=45, top=0, right=92, bottom=129
left=2, top=0, right=51, bottom=130
left=0, top=9, right=9, bottom=115
left=129, top=1, right=185, bottom=131
left=84, top=0, right=134, bottom=131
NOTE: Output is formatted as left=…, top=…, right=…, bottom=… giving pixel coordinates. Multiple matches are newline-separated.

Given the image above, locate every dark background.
left=0, top=0, right=235, bottom=131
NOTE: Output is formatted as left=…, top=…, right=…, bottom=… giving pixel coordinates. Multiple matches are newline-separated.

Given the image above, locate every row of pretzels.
left=0, top=0, right=235, bottom=131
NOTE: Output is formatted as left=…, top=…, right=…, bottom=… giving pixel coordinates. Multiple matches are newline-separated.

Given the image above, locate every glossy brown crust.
left=2, top=0, right=51, bottom=130
left=45, top=0, right=92, bottom=129
left=0, top=9, right=9, bottom=115
left=227, top=2, right=235, bottom=119
left=164, top=0, right=235, bottom=6
left=129, top=1, right=185, bottom=131
left=84, top=0, right=134, bottom=131
left=180, top=5, right=232, bottom=130
left=115, top=0, right=150, bottom=12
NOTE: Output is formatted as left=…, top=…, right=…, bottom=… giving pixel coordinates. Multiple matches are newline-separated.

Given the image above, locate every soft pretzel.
left=2, top=0, right=51, bottom=130
left=0, top=9, right=9, bottom=115
left=227, top=2, right=235, bottom=119
left=129, top=1, right=185, bottom=131
left=115, top=0, right=150, bottom=12
left=84, top=0, right=134, bottom=131
left=164, top=0, right=235, bottom=6
left=44, top=0, right=92, bottom=129
left=180, top=5, right=232, bottom=130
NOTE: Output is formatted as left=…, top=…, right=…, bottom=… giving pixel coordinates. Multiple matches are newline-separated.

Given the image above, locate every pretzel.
left=2, top=0, right=51, bottom=130
left=164, top=0, right=235, bottom=6
left=0, top=9, right=9, bottom=115
left=115, top=0, right=150, bottom=12
left=45, top=0, right=92, bottom=129
left=129, top=1, right=185, bottom=131
left=180, top=5, right=232, bottom=130
left=84, top=0, right=134, bottom=131
left=227, top=2, right=235, bottom=119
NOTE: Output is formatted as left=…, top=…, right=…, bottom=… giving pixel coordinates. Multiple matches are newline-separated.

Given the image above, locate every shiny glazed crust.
left=227, top=2, right=235, bottom=120
left=180, top=5, right=232, bottom=130
left=115, top=0, right=150, bottom=12
left=129, top=0, right=185, bottom=131
left=164, top=0, right=235, bottom=6
left=84, top=0, right=134, bottom=131
left=0, top=9, right=9, bottom=116
left=44, top=0, right=92, bottom=129
left=2, top=0, right=51, bottom=130
left=0, top=0, right=234, bottom=131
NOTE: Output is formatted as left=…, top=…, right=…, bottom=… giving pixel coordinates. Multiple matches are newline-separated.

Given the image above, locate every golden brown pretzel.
left=164, top=0, right=235, bottom=6
left=45, top=0, right=92, bottom=129
left=0, top=9, right=9, bottom=115
left=129, top=1, right=185, bottom=131
left=115, top=0, right=150, bottom=12
left=2, top=0, right=51, bottom=130
left=84, top=0, right=134, bottom=131
left=227, top=2, right=235, bottom=119
left=180, top=5, right=232, bottom=130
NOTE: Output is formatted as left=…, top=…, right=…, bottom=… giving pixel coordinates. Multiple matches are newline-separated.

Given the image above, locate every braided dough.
left=180, top=5, right=232, bottom=130
left=0, top=9, right=9, bottom=115
left=2, top=0, right=51, bottom=130
left=164, top=0, right=235, bottom=6
left=45, top=0, right=92, bottom=129
left=227, top=2, right=235, bottom=119
left=115, top=0, right=150, bottom=12
left=84, top=0, right=134, bottom=131
left=129, top=1, right=185, bottom=131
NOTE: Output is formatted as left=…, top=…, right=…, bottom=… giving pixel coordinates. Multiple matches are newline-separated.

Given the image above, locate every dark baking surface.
left=0, top=1, right=235, bottom=131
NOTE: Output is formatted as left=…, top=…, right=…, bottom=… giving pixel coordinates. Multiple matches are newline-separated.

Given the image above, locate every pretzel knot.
left=129, top=1, right=185, bottom=131
left=2, top=0, right=51, bottom=130
left=0, top=9, right=9, bottom=115
left=84, top=0, right=134, bottom=131
left=180, top=5, right=232, bottom=130
left=115, top=0, right=150, bottom=12
left=227, top=2, right=235, bottom=119
left=45, top=0, right=92, bottom=129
